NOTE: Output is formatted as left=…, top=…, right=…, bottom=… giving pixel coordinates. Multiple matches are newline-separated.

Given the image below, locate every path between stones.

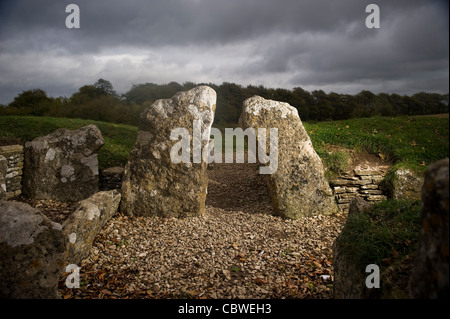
left=55, top=160, right=347, bottom=299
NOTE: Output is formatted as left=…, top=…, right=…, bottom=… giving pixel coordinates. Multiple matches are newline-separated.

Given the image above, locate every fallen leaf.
left=254, top=278, right=266, bottom=285
left=231, top=266, right=240, bottom=272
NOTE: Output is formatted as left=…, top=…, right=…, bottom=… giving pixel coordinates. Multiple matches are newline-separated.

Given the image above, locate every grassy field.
left=0, top=114, right=448, bottom=172
left=0, top=116, right=137, bottom=170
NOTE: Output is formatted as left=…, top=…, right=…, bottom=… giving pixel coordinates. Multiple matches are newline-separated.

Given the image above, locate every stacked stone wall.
left=330, top=166, right=389, bottom=211
left=0, top=145, right=24, bottom=199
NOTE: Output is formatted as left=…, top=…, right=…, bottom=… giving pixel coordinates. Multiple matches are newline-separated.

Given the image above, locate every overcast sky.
left=0, top=0, right=448, bottom=104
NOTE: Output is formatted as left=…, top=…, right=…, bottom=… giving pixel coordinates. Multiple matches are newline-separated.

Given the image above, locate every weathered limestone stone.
left=410, top=158, right=449, bottom=298
left=389, top=168, right=424, bottom=200
left=348, top=196, right=372, bottom=216
left=239, top=96, right=337, bottom=219
left=63, top=190, right=121, bottom=265
left=0, top=155, right=6, bottom=200
left=120, top=86, right=216, bottom=217
left=366, top=194, right=388, bottom=201
left=0, top=201, right=66, bottom=299
left=23, top=125, right=104, bottom=202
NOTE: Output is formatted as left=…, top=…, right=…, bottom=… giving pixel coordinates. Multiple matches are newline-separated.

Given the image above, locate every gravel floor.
left=16, top=160, right=347, bottom=299
left=58, top=202, right=346, bottom=299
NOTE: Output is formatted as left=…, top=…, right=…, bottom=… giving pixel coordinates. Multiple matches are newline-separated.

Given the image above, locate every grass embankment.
left=0, top=116, right=137, bottom=170
left=337, top=199, right=423, bottom=297
left=303, top=115, right=448, bottom=298
left=304, top=115, right=449, bottom=175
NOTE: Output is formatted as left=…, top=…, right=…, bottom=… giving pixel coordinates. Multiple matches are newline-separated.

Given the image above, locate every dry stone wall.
left=330, top=164, right=390, bottom=211
left=0, top=155, right=6, bottom=199
left=0, top=145, right=24, bottom=200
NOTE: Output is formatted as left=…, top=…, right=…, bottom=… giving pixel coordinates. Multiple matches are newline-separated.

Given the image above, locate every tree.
left=375, top=93, right=394, bottom=116
left=312, top=90, right=334, bottom=121
left=93, top=79, right=118, bottom=98
left=292, top=87, right=314, bottom=121
left=9, top=89, right=51, bottom=108
left=70, top=85, right=102, bottom=104
left=356, top=90, right=376, bottom=108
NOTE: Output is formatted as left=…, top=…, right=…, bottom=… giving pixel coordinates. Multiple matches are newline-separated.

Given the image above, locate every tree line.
left=1, top=79, right=448, bottom=126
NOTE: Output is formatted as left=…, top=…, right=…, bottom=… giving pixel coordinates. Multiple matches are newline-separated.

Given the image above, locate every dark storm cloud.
left=1, top=0, right=365, bottom=51
left=0, top=0, right=448, bottom=104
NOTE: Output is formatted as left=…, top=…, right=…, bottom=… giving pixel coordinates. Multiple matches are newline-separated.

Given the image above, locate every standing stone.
left=120, top=86, right=216, bottom=217
left=239, top=96, right=337, bottom=219
left=410, top=158, right=449, bottom=298
left=0, top=155, right=6, bottom=200
left=0, top=201, right=66, bottom=299
left=23, top=125, right=104, bottom=202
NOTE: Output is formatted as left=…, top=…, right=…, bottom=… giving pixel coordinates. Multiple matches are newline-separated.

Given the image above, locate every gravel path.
left=58, top=162, right=347, bottom=299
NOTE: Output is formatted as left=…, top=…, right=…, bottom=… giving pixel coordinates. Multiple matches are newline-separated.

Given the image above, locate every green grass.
left=0, top=116, right=137, bottom=170
left=1, top=114, right=448, bottom=173
left=335, top=199, right=423, bottom=298
left=304, top=115, right=449, bottom=173
left=338, top=199, right=422, bottom=268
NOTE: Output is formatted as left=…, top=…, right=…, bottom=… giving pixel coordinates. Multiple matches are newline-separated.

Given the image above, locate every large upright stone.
left=0, top=201, right=66, bottom=299
left=239, top=96, right=338, bottom=219
left=0, top=155, right=6, bottom=200
left=410, top=158, right=449, bottom=298
left=120, top=86, right=216, bottom=217
left=23, top=125, right=104, bottom=202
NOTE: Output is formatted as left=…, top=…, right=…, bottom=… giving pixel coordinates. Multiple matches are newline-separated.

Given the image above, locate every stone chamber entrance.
left=205, top=151, right=275, bottom=216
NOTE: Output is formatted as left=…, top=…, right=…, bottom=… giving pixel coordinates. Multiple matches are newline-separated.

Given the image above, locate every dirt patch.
left=0, top=137, right=21, bottom=146
left=325, top=144, right=392, bottom=176
left=206, top=162, right=275, bottom=216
